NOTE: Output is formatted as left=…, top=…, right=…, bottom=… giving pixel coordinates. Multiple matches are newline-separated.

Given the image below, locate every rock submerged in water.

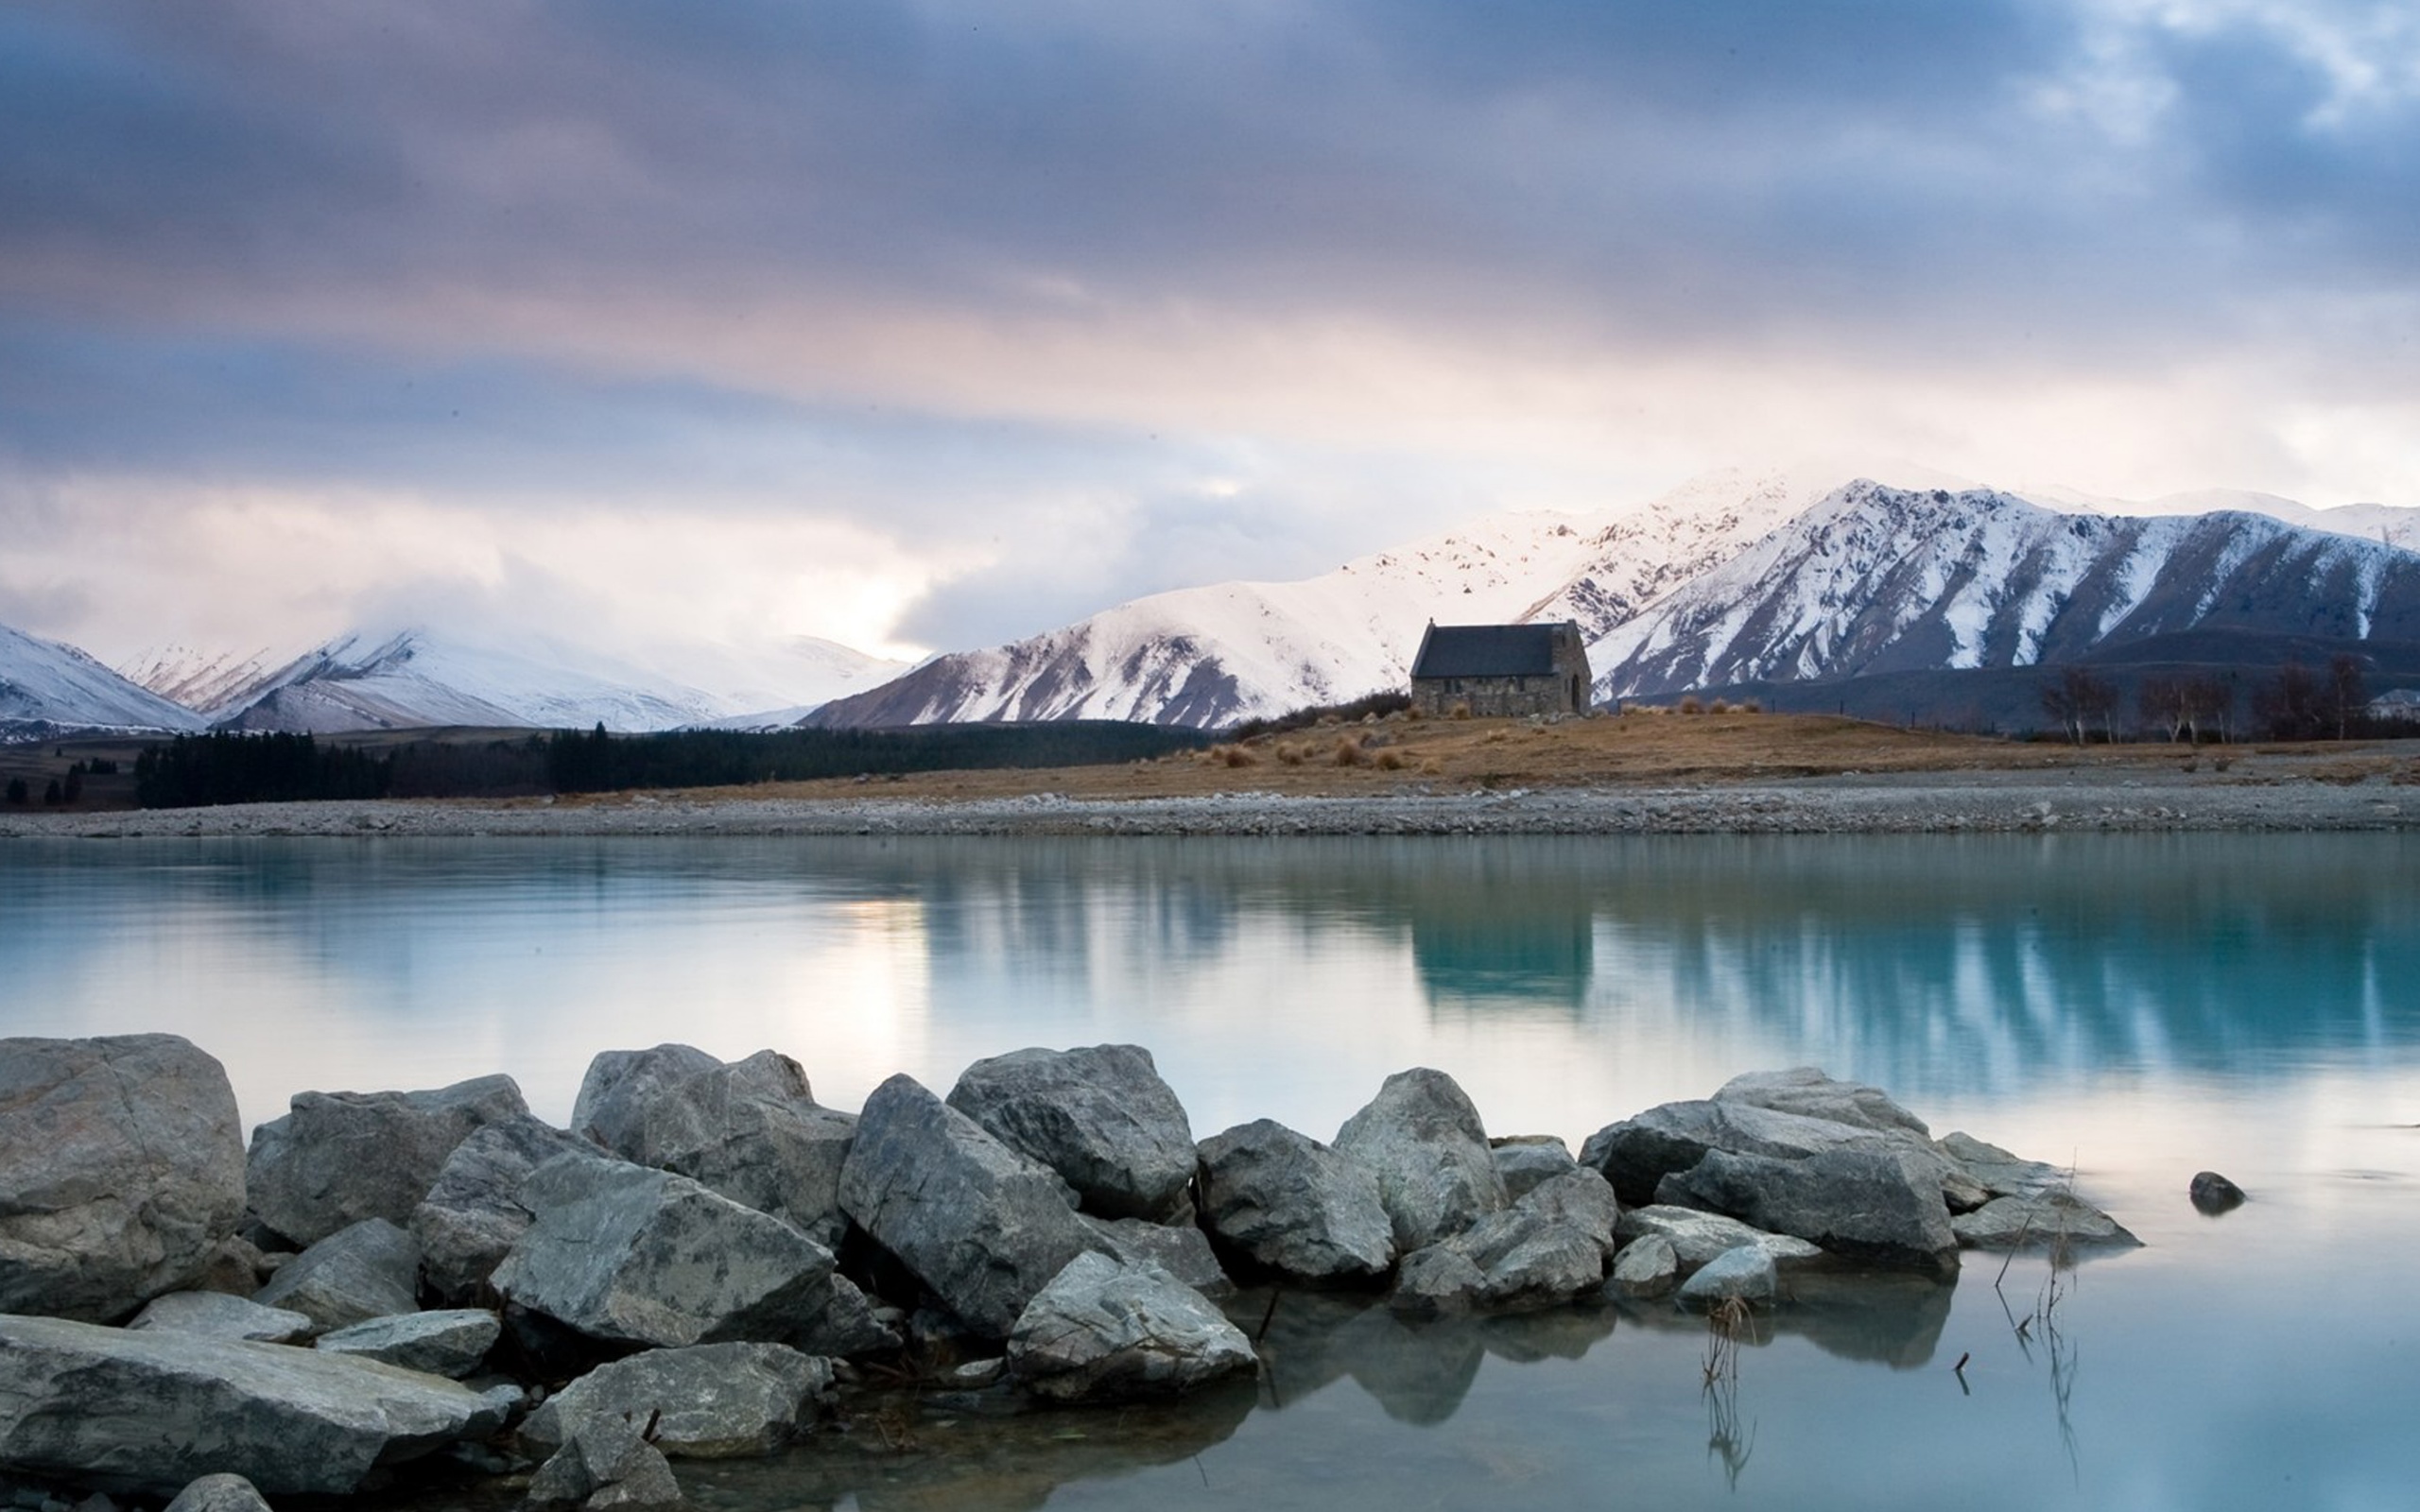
left=1007, top=1252, right=1255, bottom=1402
left=1656, top=1146, right=1962, bottom=1275
left=0, top=1034, right=247, bottom=1323
left=2189, top=1170, right=2247, bottom=1214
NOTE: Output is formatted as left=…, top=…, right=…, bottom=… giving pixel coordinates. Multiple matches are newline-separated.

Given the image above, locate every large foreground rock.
left=520, top=1343, right=835, bottom=1459
left=838, top=1074, right=1097, bottom=1339
left=1657, top=1147, right=1961, bottom=1274
left=1007, top=1252, right=1256, bottom=1402
left=410, top=1114, right=598, bottom=1304
left=1334, top=1069, right=1508, bottom=1253
left=588, top=1049, right=857, bottom=1246
left=0, top=1314, right=507, bottom=1496
left=493, top=1153, right=842, bottom=1349
left=1195, top=1120, right=1393, bottom=1283
left=0, top=1035, right=246, bottom=1322
left=245, top=1074, right=528, bottom=1248
left=947, top=1045, right=1197, bottom=1221
left=251, top=1218, right=422, bottom=1333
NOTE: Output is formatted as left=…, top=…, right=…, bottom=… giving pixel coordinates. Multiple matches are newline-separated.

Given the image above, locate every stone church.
left=1408, top=621, right=1594, bottom=717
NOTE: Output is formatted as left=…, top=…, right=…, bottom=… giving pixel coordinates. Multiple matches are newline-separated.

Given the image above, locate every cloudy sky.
left=4, top=1, right=2416, bottom=667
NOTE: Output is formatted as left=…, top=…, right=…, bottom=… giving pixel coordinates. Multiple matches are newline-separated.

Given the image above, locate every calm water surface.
left=6, top=833, right=2417, bottom=1511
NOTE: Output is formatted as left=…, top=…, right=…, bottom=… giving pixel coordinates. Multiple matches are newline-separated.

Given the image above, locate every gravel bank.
left=6, top=767, right=2415, bottom=839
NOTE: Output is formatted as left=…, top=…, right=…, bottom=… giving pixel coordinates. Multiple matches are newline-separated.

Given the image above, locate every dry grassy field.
left=634, top=709, right=2416, bottom=807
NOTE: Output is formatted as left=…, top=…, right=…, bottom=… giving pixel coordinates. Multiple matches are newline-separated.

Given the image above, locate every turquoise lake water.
left=5, top=833, right=2417, bottom=1510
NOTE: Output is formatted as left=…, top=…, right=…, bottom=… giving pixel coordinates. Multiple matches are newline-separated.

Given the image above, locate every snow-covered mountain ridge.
left=1593, top=482, right=2420, bottom=697
left=811, top=471, right=2420, bottom=728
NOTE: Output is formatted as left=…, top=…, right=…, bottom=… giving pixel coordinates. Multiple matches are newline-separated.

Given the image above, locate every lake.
left=6, top=833, right=2418, bottom=1510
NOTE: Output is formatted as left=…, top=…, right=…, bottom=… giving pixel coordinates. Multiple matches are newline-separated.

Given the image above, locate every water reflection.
left=5, top=833, right=2413, bottom=1137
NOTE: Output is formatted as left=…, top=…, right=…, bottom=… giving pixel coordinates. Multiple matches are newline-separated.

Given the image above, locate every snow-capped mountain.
left=116, top=627, right=908, bottom=734
left=1591, top=482, right=2420, bottom=696
left=1, top=622, right=207, bottom=733
left=117, top=644, right=285, bottom=716
left=806, top=467, right=1852, bottom=729
left=212, top=627, right=735, bottom=734
left=810, top=466, right=2420, bottom=729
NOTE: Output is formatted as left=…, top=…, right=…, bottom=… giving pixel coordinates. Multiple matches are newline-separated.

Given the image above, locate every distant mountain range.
left=7, top=466, right=2417, bottom=739
left=1, top=623, right=906, bottom=738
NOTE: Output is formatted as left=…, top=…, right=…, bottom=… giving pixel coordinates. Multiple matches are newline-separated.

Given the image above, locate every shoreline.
left=4, top=765, right=2415, bottom=838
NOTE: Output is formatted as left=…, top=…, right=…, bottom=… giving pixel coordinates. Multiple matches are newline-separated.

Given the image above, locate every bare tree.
left=2326, top=654, right=2368, bottom=741
left=2180, top=673, right=2234, bottom=745
left=2254, top=662, right=2322, bottom=740
left=2137, top=673, right=2188, bottom=742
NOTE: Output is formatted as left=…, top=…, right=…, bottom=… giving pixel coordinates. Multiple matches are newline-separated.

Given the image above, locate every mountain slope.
left=1, top=623, right=207, bottom=733
left=1593, top=482, right=2420, bottom=696
left=213, top=628, right=732, bottom=733
left=807, top=468, right=1849, bottom=729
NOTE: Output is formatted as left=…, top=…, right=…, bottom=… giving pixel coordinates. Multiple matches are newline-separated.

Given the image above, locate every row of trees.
left=2040, top=657, right=2383, bottom=745
left=114, top=722, right=1217, bottom=808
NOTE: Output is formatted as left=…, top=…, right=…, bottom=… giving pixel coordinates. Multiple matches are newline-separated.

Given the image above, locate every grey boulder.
left=0, top=1034, right=247, bottom=1322
left=571, top=1043, right=725, bottom=1152
left=2190, top=1170, right=2247, bottom=1214
left=1081, top=1215, right=1233, bottom=1297
left=946, top=1044, right=1199, bottom=1222
left=1609, top=1233, right=1679, bottom=1297
left=1613, top=1206, right=1825, bottom=1273
left=162, top=1475, right=271, bottom=1512
left=1714, top=1067, right=1931, bottom=1137
left=251, top=1219, right=422, bottom=1334
left=527, top=1414, right=684, bottom=1511
left=1006, top=1252, right=1256, bottom=1402
left=838, top=1074, right=1097, bottom=1339
left=1657, top=1147, right=1961, bottom=1274
left=520, top=1343, right=834, bottom=1459
left=1952, top=1193, right=2140, bottom=1250
left=1938, top=1132, right=2066, bottom=1199
left=1334, top=1068, right=1508, bottom=1253
left=1195, top=1119, right=1394, bottom=1284
left=127, top=1291, right=314, bottom=1345
left=493, top=1153, right=842, bottom=1350
left=314, top=1309, right=501, bottom=1378
left=1490, top=1137, right=1578, bottom=1201
left=410, top=1114, right=596, bottom=1304
left=1583, top=1078, right=1985, bottom=1212
left=245, top=1074, right=528, bottom=1248
left=1676, top=1246, right=1780, bottom=1309
left=1387, top=1168, right=1617, bottom=1315
left=0, top=1313, right=508, bottom=1496
left=589, top=1049, right=856, bottom=1246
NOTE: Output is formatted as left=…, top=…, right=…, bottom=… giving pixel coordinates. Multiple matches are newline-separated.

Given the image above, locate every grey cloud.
left=7, top=0, right=2395, bottom=363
